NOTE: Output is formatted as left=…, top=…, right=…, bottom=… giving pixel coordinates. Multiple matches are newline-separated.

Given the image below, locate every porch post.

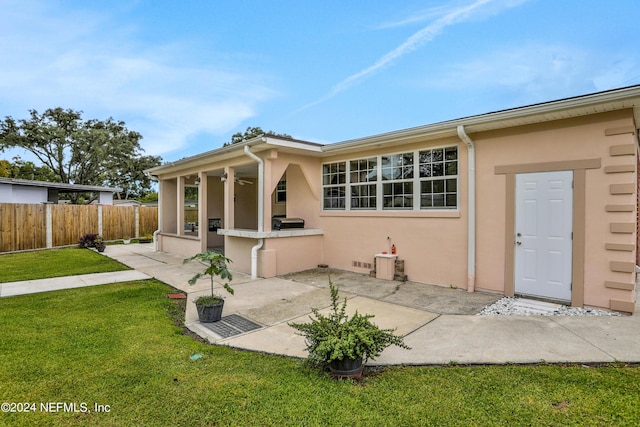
left=224, top=167, right=235, bottom=229
left=263, top=157, right=273, bottom=232
left=198, top=171, right=208, bottom=252
left=177, top=176, right=185, bottom=235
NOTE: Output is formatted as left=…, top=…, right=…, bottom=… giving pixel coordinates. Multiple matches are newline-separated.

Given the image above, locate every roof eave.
left=322, top=85, right=640, bottom=155
left=145, top=135, right=324, bottom=176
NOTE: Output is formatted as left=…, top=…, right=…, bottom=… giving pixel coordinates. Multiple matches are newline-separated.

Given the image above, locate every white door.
left=514, top=171, right=573, bottom=301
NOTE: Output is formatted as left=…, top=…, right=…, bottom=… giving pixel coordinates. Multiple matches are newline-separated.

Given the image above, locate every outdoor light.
left=194, top=177, right=201, bottom=185
left=221, top=172, right=228, bottom=182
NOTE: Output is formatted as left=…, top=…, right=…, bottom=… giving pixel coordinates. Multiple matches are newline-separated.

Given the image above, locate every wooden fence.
left=0, top=203, right=158, bottom=253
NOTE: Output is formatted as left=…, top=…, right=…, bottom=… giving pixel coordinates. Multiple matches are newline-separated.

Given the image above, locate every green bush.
left=289, top=279, right=409, bottom=367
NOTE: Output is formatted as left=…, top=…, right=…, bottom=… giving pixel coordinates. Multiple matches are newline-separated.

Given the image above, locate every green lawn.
left=0, top=280, right=638, bottom=426
left=0, top=248, right=130, bottom=283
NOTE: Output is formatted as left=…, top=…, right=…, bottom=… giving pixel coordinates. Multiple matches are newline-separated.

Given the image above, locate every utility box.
left=375, top=254, right=397, bottom=280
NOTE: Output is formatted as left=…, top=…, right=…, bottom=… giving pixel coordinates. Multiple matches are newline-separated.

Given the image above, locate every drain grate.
left=200, top=314, right=261, bottom=338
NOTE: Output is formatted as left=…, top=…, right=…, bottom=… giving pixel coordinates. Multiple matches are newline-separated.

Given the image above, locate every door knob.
left=516, top=241, right=522, bottom=246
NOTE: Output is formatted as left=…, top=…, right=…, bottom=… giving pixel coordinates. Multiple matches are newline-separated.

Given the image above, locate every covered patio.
left=149, top=137, right=324, bottom=278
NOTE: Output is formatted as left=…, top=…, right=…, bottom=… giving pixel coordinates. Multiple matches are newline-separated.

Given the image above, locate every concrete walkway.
left=4, top=244, right=639, bottom=365
left=0, top=270, right=151, bottom=297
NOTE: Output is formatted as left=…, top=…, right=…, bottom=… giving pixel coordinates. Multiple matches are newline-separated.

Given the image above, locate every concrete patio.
left=100, top=244, right=640, bottom=365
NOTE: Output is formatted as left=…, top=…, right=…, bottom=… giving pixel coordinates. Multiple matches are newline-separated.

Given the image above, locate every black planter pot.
left=96, top=244, right=106, bottom=253
left=196, top=300, right=224, bottom=323
left=329, top=357, right=364, bottom=378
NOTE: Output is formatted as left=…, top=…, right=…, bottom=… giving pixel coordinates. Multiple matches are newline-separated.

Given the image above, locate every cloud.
left=295, top=0, right=527, bottom=112
left=418, top=43, right=640, bottom=101
left=0, top=0, right=276, bottom=157
left=376, top=0, right=528, bottom=29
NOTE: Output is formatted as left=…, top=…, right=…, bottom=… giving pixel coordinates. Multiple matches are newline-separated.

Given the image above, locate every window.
left=275, top=177, right=286, bottom=203
left=184, top=185, right=199, bottom=232
left=323, top=162, right=346, bottom=209
left=419, top=147, right=458, bottom=209
left=350, top=158, right=376, bottom=209
left=381, top=153, right=413, bottom=209
left=322, top=146, right=458, bottom=211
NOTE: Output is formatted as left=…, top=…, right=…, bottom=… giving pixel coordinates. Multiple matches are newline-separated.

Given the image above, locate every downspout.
left=244, top=145, right=264, bottom=279
left=456, top=125, right=476, bottom=292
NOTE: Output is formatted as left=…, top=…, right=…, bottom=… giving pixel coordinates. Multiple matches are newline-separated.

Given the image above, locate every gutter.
left=243, top=144, right=265, bottom=279
left=456, top=125, right=476, bottom=293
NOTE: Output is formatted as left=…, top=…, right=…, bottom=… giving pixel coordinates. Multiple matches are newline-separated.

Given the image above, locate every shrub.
left=289, top=279, right=410, bottom=367
left=78, top=233, right=98, bottom=248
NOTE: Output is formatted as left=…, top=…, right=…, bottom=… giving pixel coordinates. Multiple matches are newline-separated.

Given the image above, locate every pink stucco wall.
left=154, top=108, right=637, bottom=311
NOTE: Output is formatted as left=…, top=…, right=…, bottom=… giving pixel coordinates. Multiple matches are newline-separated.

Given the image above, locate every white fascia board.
left=146, top=136, right=324, bottom=177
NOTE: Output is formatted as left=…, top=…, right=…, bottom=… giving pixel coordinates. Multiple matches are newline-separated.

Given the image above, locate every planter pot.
left=329, top=357, right=364, bottom=378
left=96, top=244, right=106, bottom=253
left=196, top=300, right=224, bottom=323
left=123, top=239, right=131, bottom=245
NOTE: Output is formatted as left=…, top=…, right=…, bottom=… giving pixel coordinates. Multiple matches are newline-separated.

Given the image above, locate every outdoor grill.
left=272, top=217, right=305, bottom=230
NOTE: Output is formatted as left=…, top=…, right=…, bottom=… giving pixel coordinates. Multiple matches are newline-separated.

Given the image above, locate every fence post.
left=45, top=203, right=53, bottom=248
left=135, top=205, right=140, bottom=238
left=98, top=205, right=103, bottom=236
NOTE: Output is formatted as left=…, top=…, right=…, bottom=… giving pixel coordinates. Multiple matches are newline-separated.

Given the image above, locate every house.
left=146, top=85, right=640, bottom=313
left=0, top=178, right=122, bottom=205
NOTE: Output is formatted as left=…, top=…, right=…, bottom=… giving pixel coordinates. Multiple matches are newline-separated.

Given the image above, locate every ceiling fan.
left=235, top=177, right=253, bottom=185
left=220, top=172, right=254, bottom=185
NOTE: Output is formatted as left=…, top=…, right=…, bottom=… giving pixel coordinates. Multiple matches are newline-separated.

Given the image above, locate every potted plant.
left=122, top=235, right=131, bottom=245
left=184, top=251, right=233, bottom=323
left=94, top=235, right=106, bottom=252
left=289, top=279, right=410, bottom=377
left=78, top=233, right=98, bottom=249
left=138, top=233, right=153, bottom=243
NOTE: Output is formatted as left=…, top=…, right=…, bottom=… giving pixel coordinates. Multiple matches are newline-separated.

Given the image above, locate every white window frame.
left=322, top=145, right=459, bottom=212
left=349, top=157, right=377, bottom=210
left=275, top=177, right=286, bottom=204
left=322, top=161, right=346, bottom=210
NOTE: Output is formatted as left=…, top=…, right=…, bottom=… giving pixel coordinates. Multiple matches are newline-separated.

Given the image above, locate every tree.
left=0, top=157, right=58, bottom=181
left=0, top=108, right=162, bottom=202
left=224, top=126, right=292, bottom=146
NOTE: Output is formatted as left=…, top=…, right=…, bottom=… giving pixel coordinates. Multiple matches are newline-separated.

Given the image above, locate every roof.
left=0, top=177, right=122, bottom=193
left=147, top=85, right=640, bottom=176
left=323, top=84, right=640, bottom=155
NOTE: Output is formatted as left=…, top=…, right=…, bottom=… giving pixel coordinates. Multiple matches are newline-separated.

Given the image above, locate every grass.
left=0, top=248, right=130, bottom=283
left=0, top=280, right=639, bottom=426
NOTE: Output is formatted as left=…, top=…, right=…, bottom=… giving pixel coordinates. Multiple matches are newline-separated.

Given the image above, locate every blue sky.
left=1, top=0, right=639, bottom=163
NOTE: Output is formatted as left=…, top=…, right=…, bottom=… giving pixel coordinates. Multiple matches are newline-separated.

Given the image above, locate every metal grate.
left=200, top=314, right=261, bottom=338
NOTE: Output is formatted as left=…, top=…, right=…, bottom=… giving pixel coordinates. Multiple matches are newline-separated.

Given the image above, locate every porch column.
left=177, top=176, right=185, bottom=235
left=263, top=157, right=273, bottom=232
left=224, top=167, right=235, bottom=229
left=198, top=171, right=208, bottom=252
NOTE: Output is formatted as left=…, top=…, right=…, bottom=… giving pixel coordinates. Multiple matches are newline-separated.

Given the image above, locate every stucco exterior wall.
left=157, top=234, right=200, bottom=258
left=263, top=235, right=323, bottom=275
left=320, top=138, right=469, bottom=287
left=224, top=236, right=258, bottom=274
left=234, top=179, right=258, bottom=230
left=265, top=152, right=321, bottom=229
left=475, top=110, right=636, bottom=310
